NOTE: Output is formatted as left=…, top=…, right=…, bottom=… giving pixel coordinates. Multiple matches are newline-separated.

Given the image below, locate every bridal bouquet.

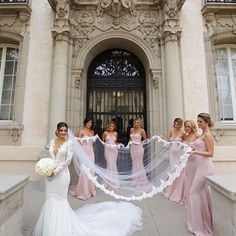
left=35, top=158, right=56, bottom=176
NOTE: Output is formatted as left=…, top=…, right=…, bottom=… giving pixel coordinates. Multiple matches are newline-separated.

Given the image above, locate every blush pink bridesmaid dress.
left=104, top=135, right=119, bottom=189
left=163, top=137, right=187, bottom=205
left=186, top=138, right=214, bottom=236
left=130, top=133, right=149, bottom=187
left=71, top=137, right=96, bottom=200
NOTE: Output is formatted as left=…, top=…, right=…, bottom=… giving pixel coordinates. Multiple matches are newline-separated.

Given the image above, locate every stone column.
left=161, top=1, right=184, bottom=129
left=49, top=0, right=70, bottom=139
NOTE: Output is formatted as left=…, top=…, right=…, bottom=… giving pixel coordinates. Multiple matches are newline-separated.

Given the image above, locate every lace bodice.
left=49, top=139, right=73, bottom=175
left=78, top=136, right=95, bottom=146
left=130, top=133, right=142, bottom=143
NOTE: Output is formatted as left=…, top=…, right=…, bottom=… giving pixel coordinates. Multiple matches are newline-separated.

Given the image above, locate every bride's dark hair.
left=55, top=122, right=68, bottom=136
left=83, top=117, right=94, bottom=129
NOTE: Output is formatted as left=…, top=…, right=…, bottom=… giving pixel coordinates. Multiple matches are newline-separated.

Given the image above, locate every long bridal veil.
left=69, top=130, right=191, bottom=201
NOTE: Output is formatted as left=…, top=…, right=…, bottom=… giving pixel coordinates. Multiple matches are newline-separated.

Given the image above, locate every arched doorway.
left=87, top=49, right=146, bottom=144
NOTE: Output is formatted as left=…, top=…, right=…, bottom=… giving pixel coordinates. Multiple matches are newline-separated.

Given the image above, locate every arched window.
left=87, top=49, right=146, bottom=144
left=0, top=45, right=19, bottom=120
left=215, top=46, right=236, bottom=122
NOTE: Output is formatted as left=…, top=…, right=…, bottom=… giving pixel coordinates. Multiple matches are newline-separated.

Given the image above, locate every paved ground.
left=23, top=181, right=193, bottom=236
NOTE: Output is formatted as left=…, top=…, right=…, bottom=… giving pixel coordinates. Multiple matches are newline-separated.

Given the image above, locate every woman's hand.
left=132, top=141, right=139, bottom=145
left=47, top=173, right=54, bottom=182
left=187, top=147, right=196, bottom=156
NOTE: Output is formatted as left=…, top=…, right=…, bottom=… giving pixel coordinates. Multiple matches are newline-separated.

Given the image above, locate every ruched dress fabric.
left=186, top=138, right=213, bottom=236
left=72, top=137, right=96, bottom=200
left=33, top=139, right=143, bottom=236
left=130, top=133, right=149, bottom=187
left=104, top=135, right=119, bottom=189
left=163, top=137, right=186, bottom=205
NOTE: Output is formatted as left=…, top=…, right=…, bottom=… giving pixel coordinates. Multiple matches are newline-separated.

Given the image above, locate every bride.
left=33, top=122, right=142, bottom=236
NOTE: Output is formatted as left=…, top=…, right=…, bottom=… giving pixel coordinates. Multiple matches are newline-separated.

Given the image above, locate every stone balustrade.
left=0, top=175, right=29, bottom=236
left=207, top=175, right=236, bottom=236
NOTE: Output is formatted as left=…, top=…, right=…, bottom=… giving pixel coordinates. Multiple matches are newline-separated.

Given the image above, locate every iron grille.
left=0, top=0, right=28, bottom=3
left=87, top=49, right=146, bottom=145
left=205, top=0, right=236, bottom=2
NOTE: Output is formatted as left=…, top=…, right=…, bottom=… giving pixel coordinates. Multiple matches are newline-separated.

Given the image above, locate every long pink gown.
left=104, top=135, right=119, bottom=189
left=186, top=138, right=214, bottom=236
left=71, top=137, right=96, bottom=200
left=163, top=137, right=186, bottom=205
left=130, top=133, right=149, bottom=187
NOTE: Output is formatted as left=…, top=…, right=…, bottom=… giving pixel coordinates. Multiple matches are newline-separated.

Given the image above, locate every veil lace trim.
left=70, top=132, right=191, bottom=201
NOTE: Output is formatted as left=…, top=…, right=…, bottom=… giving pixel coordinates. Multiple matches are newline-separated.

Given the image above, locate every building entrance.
left=87, top=49, right=146, bottom=144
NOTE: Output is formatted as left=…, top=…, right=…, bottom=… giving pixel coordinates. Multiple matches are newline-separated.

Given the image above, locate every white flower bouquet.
left=35, top=158, right=57, bottom=176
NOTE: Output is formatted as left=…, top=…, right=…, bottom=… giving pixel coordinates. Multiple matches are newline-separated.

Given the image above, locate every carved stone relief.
left=203, top=13, right=236, bottom=37
left=0, top=13, right=30, bottom=36
left=96, top=0, right=137, bottom=20
left=70, top=6, right=161, bottom=58
left=0, top=15, right=18, bottom=27
left=165, top=0, right=178, bottom=18
left=56, top=0, right=69, bottom=18
left=52, top=0, right=71, bottom=41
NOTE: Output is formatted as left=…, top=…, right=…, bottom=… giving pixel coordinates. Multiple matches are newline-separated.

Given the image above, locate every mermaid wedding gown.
left=33, top=139, right=142, bottom=236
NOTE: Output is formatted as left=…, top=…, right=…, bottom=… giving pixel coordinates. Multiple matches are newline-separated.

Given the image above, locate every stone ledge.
left=0, top=175, right=29, bottom=201
left=0, top=175, right=29, bottom=236
left=207, top=175, right=236, bottom=201
left=207, top=175, right=236, bottom=236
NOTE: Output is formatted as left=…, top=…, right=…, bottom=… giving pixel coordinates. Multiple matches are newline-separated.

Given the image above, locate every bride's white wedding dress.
left=33, top=139, right=142, bottom=236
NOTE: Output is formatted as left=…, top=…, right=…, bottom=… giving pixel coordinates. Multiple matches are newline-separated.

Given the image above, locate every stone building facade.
left=0, top=0, right=236, bottom=179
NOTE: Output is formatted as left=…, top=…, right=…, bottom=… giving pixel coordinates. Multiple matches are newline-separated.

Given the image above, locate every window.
left=215, top=46, right=236, bottom=122
left=0, top=45, right=19, bottom=120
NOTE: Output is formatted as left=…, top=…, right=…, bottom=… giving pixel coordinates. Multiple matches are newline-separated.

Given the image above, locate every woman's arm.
left=77, top=129, right=83, bottom=138
left=115, top=132, right=119, bottom=144
left=142, top=129, right=147, bottom=141
left=101, top=131, right=106, bottom=142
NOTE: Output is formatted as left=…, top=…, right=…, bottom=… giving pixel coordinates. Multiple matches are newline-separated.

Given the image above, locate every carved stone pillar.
left=161, top=1, right=183, bottom=129
left=49, top=0, right=71, bottom=138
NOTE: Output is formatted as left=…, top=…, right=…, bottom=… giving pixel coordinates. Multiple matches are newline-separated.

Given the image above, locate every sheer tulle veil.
left=67, top=129, right=191, bottom=201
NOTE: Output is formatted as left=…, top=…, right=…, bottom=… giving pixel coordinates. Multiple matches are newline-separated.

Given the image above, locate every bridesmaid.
left=70, top=118, right=96, bottom=200
left=169, top=117, right=185, bottom=142
left=102, top=121, right=119, bottom=189
left=130, top=118, right=148, bottom=187
left=187, top=113, right=214, bottom=236
left=163, top=118, right=186, bottom=204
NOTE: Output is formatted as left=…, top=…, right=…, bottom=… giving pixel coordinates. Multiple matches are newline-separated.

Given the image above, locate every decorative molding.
left=56, top=0, right=69, bottom=18
left=0, top=15, right=18, bottom=27
left=150, top=68, right=162, bottom=89
left=52, top=0, right=71, bottom=42
left=96, top=0, right=137, bottom=20
left=212, top=128, right=224, bottom=142
left=0, top=122, right=24, bottom=142
left=203, top=7, right=236, bottom=37
left=72, top=69, right=84, bottom=89
left=70, top=7, right=161, bottom=57
left=165, top=0, right=178, bottom=18
left=0, top=13, right=30, bottom=36
left=160, top=15, right=182, bottom=44
left=203, top=12, right=217, bottom=37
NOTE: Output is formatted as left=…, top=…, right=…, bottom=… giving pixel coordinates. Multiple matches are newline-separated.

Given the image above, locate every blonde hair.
left=198, top=113, right=214, bottom=127
left=134, top=118, right=143, bottom=128
left=106, top=121, right=116, bottom=131
left=184, top=120, right=197, bottom=134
